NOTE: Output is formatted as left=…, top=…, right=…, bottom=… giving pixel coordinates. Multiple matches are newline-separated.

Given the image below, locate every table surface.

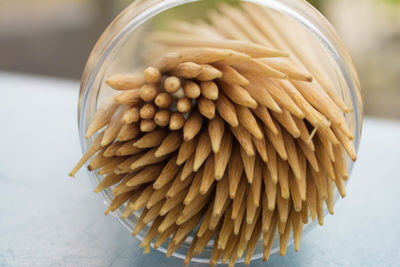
left=1, top=72, right=400, bottom=267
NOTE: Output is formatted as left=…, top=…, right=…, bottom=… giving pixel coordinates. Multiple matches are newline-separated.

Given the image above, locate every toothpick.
left=236, top=105, right=264, bottom=140
left=279, top=208, right=293, bottom=256
left=139, top=103, right=157, bottom=119
left=232, top=177, right=246, bottom=219
left=98, top=157, right=127, bottom=175
left=240, top=146, right=256, bottom=183
left=130, top=148, right=170, bottom=171
left=218, top=81, right=258, bottom=109
left=164, top=76, right=181, bottom=93
left=200, top=81, right=219, bottom=100
left=158, top=204, right=183, bottom=232
left=246, top=187, right=260, bottom=225
left=197, top=202, right=213, bottom=237
left=94, top=173, right=125, bottom=193
left=331, top=126, right=357, bottom=161
left=183, top=110, right=203, bottom=141
left=261, top=193, right=274, bottom=232
left=261, top=58, right=313, bottom=82
left=245, top=204, right=261, bottom=239
left=87, top=150, right=108, bottom=171
left=264, top=122, right=288, bottom=160
left=263, top=166, right=277, bottom=211
left=272, top=109, right=301, bottom=139
left=213, top=174, right=229, bottom=217
left=171, top=62, right=203, bottom=79
left=166, top=231, right=190, bottom=257
left=184, top=167, right=204, bottom=205
left=115, top=89, right=142, bottom=105
left=306, top=174, right=317, bottom=221
left=222, top=234, right=239, bottom=264
left=252, top=105, right=279, bottom=135
left=132, top=208, right=149, bottom=236
left=154, top=110, right=171, bottom=127
left=140, top=216, right=163, bottom=248
left=155, top=131, right=183, bottom=158
left=176, top=137, right=197, bottom=166
left=214, top=64, right=250, bottom=86
left=144, top=67, right=161, bottom=83
left=173, top=212, right=203, bottom=245
left=155, top=92, right=173, bottom=109
left=169, top=112, right=185, bottom=130
left=178, top=191, right=211, bottom=225
left=154, top=224, right=178, bottom=249
left=180, top=154, right=195, bottom=182
left=214, top=130, right=233, bottom=180
left=245, top=217, right=263, bottom=265
left=160, top=188, right=187, bottom=216
left=231, top=125, right=255, bottom=157
left=289, top=171, right=302, bottom=212
left=198, top=97, right=216, bottom=119
left=69, top=132, right=104, bottom=176
left=176, top=97, right=192, bottom=113
left=276, top=189, right=289, bottom=223
left=262, top=211, right=278, bottom=261
left=242, top=79, right=282, bottom=113
left=140, top=83, right=159, bottom=102
left=116, top=140, right=145, bottom=156
left=325, top=176, right=335, bottom=215
left=147, top=180, right=172, bottom=209
left=251, top=157, right=263, bottom=207
left=228, top=145, right=244, bottom=199
left=117, top=123, right=140, bottom=142
left=106, top=73, right=145, bottom=90
left=215, top=93, right=239, bottom=127
left=200, top=155, right=215, bottom=195
left=183, top=80, right=201, bottom=99
left=292, top=211, right=304, bottom=252
left=316, top=189, right=324, bottom=226
left=315, top=138, right=336, bottom=181
left=234, top=59, right=287, bottom=79
left=134, top=128, right=167, bottom=148
left=265, top=139, right=278, bottom=184
left=126, top=164, right=164, bottom=187
left=140, top=119, right=157, bottom=133
left=101, top=106, right=126, bottom=146
left=166, top=171, right=194, bottom=199
left=196, top=64, right=222, bottom=81
left=142, top=200, right=164, bottom=224
left=233, top=195, right=246, bottom=235
left=122, top=106, right=140, bottom=124
left=114, top=153, right=142, bottom=174
left=253, top=134, right=268, bottom=163
left=282, top=129, right=302, bottom=181
left=147, top=32, right=289, bottom=58
left=208, top=114, right=225, bottom=153
left=193, top=130, right=212, bottom=172
left=154, top=52, right=182, bottom=73
left=310, top=166, right=328, bottom=200
left=217, top=207, right=234, bottom=250
left=257, top=78, right=304, bottom=119
left=293, top=116, right=315, bottom=151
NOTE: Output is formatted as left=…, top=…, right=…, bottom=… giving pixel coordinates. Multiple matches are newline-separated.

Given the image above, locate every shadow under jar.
left=77, top=0, right=363, bottom=265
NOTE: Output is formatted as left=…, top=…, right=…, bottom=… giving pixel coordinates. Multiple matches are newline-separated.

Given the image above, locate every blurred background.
left=1, top=0, right=399, bottom=119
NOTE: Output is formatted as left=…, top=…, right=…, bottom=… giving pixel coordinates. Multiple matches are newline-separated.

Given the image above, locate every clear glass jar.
left=77, top=0, right=363, bottom=264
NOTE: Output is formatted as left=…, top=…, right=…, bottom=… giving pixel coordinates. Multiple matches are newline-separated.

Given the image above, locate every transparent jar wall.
left=78, top=0, right=363, bottom=264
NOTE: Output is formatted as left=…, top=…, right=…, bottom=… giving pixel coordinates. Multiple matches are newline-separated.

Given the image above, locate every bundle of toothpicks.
left=70, top=2, right=357, bottom=266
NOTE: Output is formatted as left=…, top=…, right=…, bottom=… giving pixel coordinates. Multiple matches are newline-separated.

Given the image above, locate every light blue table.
left=1, top=72, right=399, bottom=267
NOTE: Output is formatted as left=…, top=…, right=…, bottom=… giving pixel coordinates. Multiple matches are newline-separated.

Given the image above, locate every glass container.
left=77, top=0, right=363, bottom=264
